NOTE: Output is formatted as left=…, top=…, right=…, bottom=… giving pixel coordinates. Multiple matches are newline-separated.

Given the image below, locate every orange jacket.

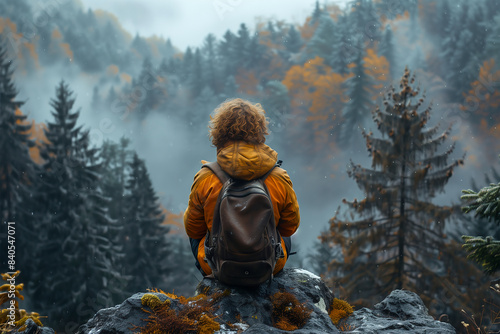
left=184, top=141, right=300, bottom=275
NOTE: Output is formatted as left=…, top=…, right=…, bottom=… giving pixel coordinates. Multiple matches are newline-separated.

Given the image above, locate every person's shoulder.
left=268, top=166, right=293, bottom=186
left=192, top=163, right=217, bottom=186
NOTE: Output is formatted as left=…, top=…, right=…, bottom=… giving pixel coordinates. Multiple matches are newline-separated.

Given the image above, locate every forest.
left=1, top=0, right=500, bottom=332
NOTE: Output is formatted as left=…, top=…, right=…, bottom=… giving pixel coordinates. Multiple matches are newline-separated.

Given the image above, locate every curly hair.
left=209, top=98, right=269, bottom=148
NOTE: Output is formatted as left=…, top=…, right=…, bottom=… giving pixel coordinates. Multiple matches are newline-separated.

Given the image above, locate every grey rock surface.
left=196, top=268, right=338, bottom=334
left=343, top=290, right=456, bottom=333
left=75, top=269, right=455, bottom=334
left=17, top=319, right=55, bottom=334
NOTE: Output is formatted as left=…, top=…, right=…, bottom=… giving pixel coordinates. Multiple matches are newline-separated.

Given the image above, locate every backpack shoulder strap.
left=202, top=161, right=230, bottom=184
left=261, top=160, right=283, bottom=182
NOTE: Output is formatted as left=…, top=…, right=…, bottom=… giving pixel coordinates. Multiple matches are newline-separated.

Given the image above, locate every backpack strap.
left=202, top=161, right=230, bottom=184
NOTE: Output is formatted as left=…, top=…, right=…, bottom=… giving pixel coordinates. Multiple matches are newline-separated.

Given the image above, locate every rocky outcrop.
left=345, top=290, right=456, bottom=333
left=73, top=268, right=455, bottom=334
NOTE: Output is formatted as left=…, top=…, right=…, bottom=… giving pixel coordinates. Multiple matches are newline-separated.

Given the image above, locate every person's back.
left=183, top=98, right=300, bottom=282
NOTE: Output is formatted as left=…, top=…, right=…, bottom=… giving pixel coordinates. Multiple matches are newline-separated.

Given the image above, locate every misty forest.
left=1, top=0, right=500, bottom=332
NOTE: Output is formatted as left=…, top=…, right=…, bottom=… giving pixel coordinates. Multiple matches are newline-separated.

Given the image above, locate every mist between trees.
left=1, top=0, right=500, bottom=331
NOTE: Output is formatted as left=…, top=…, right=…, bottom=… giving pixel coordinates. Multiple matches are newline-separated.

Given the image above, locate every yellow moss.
left=329, top=298, right=354, bottom=325
left=141, top=294, right=164, bottom=310
left=329, top=309, right=348, bottom=325
left=197, top=314, right=220, bottom=334
left=137, top=289, right=229, bottom=334
left=271, top=292, right=312, bottom=331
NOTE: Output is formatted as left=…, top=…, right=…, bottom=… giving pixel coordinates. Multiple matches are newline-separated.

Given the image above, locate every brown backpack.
left=202, top=161, right=284, bottom=287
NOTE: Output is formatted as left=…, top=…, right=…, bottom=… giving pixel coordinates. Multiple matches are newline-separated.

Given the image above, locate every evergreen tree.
left=340, top=42, right=373, bottom=147
left=307, top=235, right=341, bottom=280
left=134, top=58, right=165, bottom=118
left=310, top=0, right=323, bottom=26
left=331, top=13, right=353, bottom=75
left=0, top=43, right=37, bottom=279
left=32, top=81, right=124, bottom=330
left=202, top=34, right=222, bottom=94
left=284, top=25, right=303, bottom=53
left=100, top=137, right=132, bottom=225
left=218, top=30, right=238, bottom=78
left=378, top=25, right=396, bottom=79
left=485, top=14, right=500, bottom=62
left=321, top=68, right=482, bottom=323
left=303, top=15, right=337, bottom=64
left=0, top=44, right=35, bottom=223
left=262, top=80, right=291, bottom=142
left=122, top=153, right=170, bottom=294
left=189, top=48, right=205, bottom=97
left=462, top=164, right=500, bottom=275
left=164, top=235, right=201, bottom=296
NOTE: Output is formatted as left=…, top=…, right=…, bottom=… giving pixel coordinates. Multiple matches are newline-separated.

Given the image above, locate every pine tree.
left=321, top=68, right=480, bottom=321
left=122, top=153, right=170, bottom=294
left=32, top=81, right=124, bottom=330
left=378, top=25, right=396, bottom=79
left=0, top=44, right=35, bottom=223
left=485, top=14, right=500, bottom=62
left=330, top=13, right=352, bottom=75
left=284, top=25, right=303, bottom=53
left=164, top=235, right=201, bottom=296
left=310, top=0, right=323, bottom=26
left=202, top=34, right=222, bottom=94
left=100, top=137, right=132, bottom=225
left=340, top=42, right=373, bottom=147
left=134, top=58, right=165, bottom=118
left=303, top=15, right=337, bottom=64
left=462, top=164, right=500, bottom=275
left=218, top=30, right=237, bottom=78
left=0, top=43, right=37, bottom=280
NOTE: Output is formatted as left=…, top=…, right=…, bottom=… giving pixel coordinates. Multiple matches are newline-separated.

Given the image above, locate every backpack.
left=202, top=161, right=284, bottom=287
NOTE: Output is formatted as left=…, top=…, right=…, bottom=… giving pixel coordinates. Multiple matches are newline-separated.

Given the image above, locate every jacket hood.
left=216, top=141, right=278, bottom=181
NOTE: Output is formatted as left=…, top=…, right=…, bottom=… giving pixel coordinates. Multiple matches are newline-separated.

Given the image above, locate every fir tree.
left=202, top=34, right=222, bottom=94
left=321, top=68, right=482, bottom=322
left=330, top=13, right=352, bottom=75
left=122, top=153, right=170, bottom=294
left=0, top=44, right=35, bottom=223
left=485, top=14, right=500, bottom=62
left=462, top=163, right=500, bottom=275
left=378, top=25, right=396, bottom=79
left=100, top=137, right=132, bottom=225
left=164, top=235, right=201, bottom=296
left=0, top=43, right=37, bottom=280
left=32, top=81, right=124, bottom=330
left=303, top=15, right=337, bottom=64
left=134, top=58, right=164, bottom=118
left=218, top=30, right=237, bottom=77
left=284, top=25, right=303, bottom=53
left=340, top=42, right=373, bottom=147
left=310, top=0, right=323, bottom=26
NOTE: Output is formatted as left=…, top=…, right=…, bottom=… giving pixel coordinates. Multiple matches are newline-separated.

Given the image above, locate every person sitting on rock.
left=184, top=98, right=300, bottom=278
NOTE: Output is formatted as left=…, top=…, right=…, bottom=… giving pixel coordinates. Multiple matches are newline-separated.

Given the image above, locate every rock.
left=343, top=290, right=456, bottom=333
left=77, top=268, right=339, bottom=334
left=76, top=292, right=170, bottom=334
left=76, top=269, right=456, bottom=334
left=195, top=268, right=339, bottom=334
left=16, top=319, right=55, bottom=334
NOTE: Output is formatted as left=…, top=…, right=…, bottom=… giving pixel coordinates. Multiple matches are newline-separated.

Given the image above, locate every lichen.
left=329, top=298, right=354, bottom=325
left=270, top=291, right=311, bottom=331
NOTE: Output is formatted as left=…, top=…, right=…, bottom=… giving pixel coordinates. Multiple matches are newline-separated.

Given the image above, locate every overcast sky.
left=81, top=0, right=350, bottom=50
